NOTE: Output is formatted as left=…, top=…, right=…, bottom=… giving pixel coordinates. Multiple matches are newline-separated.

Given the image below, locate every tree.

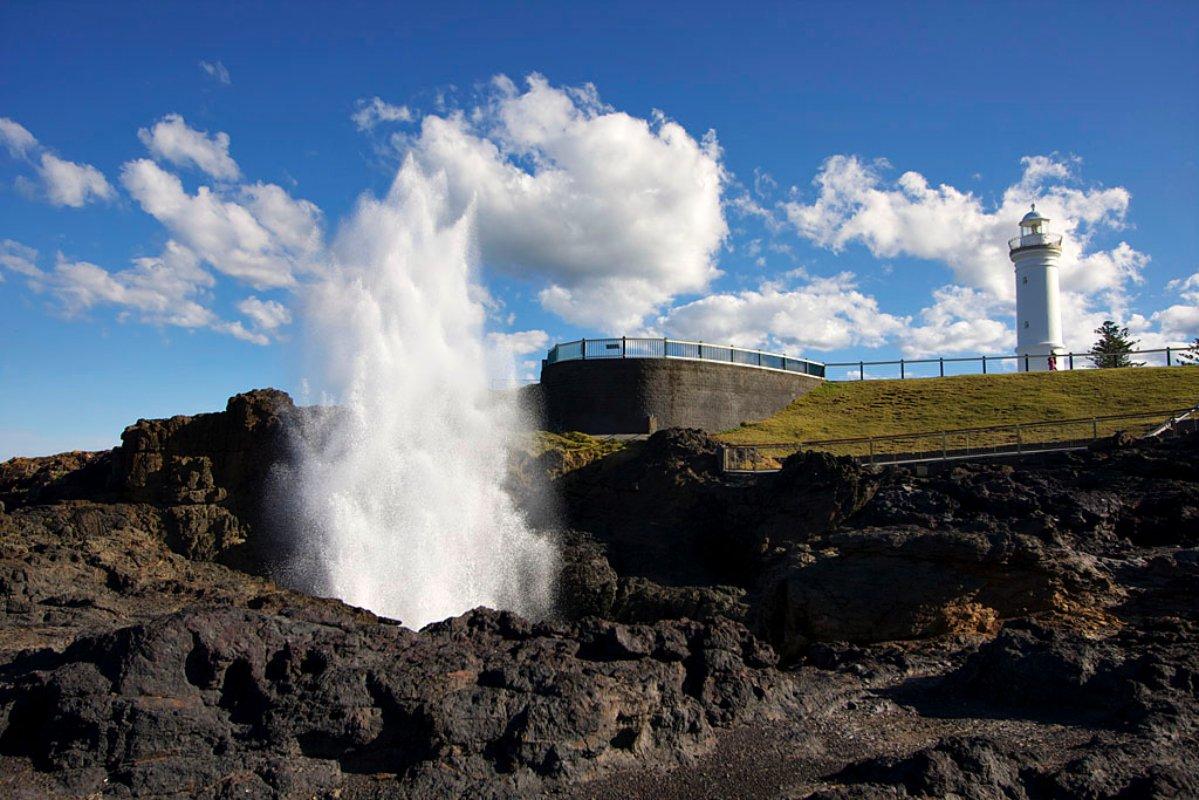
left=1089, top=320, right=1142, bottom=368
left=1177, top=337, right=1199, bottom=365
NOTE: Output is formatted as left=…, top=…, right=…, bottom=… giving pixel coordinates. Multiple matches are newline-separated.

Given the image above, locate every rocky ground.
left=0, top=390, right=1196, bottom=798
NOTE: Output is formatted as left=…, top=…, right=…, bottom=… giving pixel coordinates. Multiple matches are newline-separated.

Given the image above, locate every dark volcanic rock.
left=557, top=533, right=749, bottom=624
left=752, top=527, right=1117, bottom=659
left=0, top=605, right=799, bottom=799
left=813, top=737, right=1037, bottom=799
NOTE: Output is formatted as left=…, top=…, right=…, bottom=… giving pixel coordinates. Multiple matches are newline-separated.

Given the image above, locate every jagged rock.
left=0, top=605, right=798, bottom=798
left=111, top=389, right=293, bottom=512
left=748, top=450, right=881, bottom=546
left=811, top=737, right=1035, bottom=799
left=949, top=617, right=1199, bottom=731
left=752, top=528, right=1117, bottom=659
left=556, top=533, right=748, bottom=624
left=0, top=451, right=113, bottom=510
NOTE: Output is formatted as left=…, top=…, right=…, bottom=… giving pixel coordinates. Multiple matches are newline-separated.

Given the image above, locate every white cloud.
left=38, top=153, right=115, bottom=207
left=352, top=97, right=413, bottom=131
left=0, top=239, right=43, bottom=279
left=7, top=240, right=274, bottom=345
left=0, top=118, right=114, bottom=207
left=486, top=329, right=549, bottom=355
left=898, top=286, right=1013, bottom=358
left=119, top=158, right=321, bottom=289
left=656, top=271, right=906, bottom=352
left=1150, top=272, right=1199, bottom=345
left=138, top=114, right=240, bottom=180
left=216, top=320, right=269, bottom=345
left=0, top=117, right=37, bottom=158
left=237, top=295, right=291, bottom=330
left=782, top=154, right=1152, bottom=355
left=199, top=60, right=231, bottom=85
left=400, top=74, right=728, bottom=331
left=43, top=242, right=217, bottom=328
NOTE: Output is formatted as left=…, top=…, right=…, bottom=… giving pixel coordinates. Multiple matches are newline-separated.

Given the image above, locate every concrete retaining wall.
left=540, top=358, right=822, bottom=434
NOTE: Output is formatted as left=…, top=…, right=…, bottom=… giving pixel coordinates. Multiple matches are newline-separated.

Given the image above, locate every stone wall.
left=540, top=358, right=822, bottom=434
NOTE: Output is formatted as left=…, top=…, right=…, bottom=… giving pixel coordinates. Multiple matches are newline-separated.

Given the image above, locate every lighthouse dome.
left=1021, top=205, right=1048, bottom=225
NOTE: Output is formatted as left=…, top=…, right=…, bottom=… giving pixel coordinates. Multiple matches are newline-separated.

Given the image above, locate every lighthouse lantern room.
left=1009, top=204, right=1066, bottom=371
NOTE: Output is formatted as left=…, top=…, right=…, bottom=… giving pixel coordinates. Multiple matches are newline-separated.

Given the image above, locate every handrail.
left=823, top=346, right=1196, bottom=380
left=545, top=336, right=826, bottom=378
left=719, top=406, right=1190, bottom=471
left=728, top=407, right=1191, bottom=450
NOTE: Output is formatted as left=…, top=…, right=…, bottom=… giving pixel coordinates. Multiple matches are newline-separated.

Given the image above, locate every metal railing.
left=823, top=347, right=1196, bottom=382
left=719, top=407, right=1191, bottom=472
left=1010, top=232, right=1063, bottom=250
left=545, top=337, right=826, bottom=378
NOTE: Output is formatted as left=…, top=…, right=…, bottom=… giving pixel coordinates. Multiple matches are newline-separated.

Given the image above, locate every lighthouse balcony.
left=1009, top=232, right=1063, bottom=251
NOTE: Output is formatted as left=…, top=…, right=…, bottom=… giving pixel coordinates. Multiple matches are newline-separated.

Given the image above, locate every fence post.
left=1024, top=354, right=1030, bottom=372
left=1167, top=347, right=1172, bottom=366
left=1016, top=424, right=1022, bottom=454
left=1069, top=352, right=1074, bottom=370
left=939, top=357, right=944, bottom=377
left=581, top=337, right=586, bottom=360
left=982, top=356, right=987, bottom=374
left=758, top=350, right=762, bottom=366
left=622, top=336, right=626, bottom=358
left=1092, top=418, right=1098, bottom=439
left=869, top=437, right=875, bottom=465
left=941, top=431, right=947, bottom=460
left=900, top=359, right=905, bottom=379
left=859, top=360, right=864, bottom=380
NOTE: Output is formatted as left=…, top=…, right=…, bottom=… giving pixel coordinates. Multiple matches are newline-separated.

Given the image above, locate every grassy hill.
left=719, top=367, right=1199, bottom=450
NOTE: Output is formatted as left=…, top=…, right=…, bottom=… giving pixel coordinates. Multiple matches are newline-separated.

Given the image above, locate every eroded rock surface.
left=2, top=392, right=1198, bottom=798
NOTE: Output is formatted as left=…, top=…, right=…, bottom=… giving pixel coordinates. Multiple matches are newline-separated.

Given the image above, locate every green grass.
left=719, top=367, right=1199, bottom=454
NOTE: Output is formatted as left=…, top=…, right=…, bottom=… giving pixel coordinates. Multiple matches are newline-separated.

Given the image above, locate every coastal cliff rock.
left=2, top=391, right=1198, bottom=798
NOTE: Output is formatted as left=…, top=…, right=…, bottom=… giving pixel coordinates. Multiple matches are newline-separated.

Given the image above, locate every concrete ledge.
left=540, top=358, right=822, bottom=434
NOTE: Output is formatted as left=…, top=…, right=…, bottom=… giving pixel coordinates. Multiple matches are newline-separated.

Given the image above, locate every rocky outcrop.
left=3, top=394, right=1199, bottom=798
left=752, top=528, right=1118, bottom=660
left=0, top=601, right=797, bottom=798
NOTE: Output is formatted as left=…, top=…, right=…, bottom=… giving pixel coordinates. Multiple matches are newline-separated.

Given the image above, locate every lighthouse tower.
left=1009, top=204, right=1065, bottom=371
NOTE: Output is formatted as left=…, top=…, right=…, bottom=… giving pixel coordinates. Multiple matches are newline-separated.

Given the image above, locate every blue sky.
left=2, top=1, right=1197, bottom=457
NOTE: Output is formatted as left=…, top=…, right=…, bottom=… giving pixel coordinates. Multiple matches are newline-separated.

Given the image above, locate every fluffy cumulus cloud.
left=657, top=271, right=906, bottom=353
left=0, top=117, right=114, bottom=207
left=1150, top=272, right=1199, bottom=345
left=2, top=116, right=311, bottom=344
left=400, top=74, right=728, bottom=331
left=138, top=114, right=240, bottom=180
left=782, top=154, right=1149, bottom=355
left=120, top=158, right=321, bottom=289
left=352, top=97, right=413, bottom=131
left=2, top=238, right=288, bottom=345
left=237, top=295, right=292, bottom=331
left=37, top=153, right=116, bottom=207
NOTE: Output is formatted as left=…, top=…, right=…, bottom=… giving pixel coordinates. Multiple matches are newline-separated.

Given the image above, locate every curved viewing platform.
left=545, top=337, right=826, bottom=378
left=1009, top=232, right=1063, bottom=251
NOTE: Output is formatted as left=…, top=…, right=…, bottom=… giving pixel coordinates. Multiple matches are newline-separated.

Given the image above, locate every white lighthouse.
left=1009, top=204, right=1066, bottom=371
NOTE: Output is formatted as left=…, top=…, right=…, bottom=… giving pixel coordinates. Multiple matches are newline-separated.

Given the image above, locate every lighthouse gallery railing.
left=545, top=337, right=826, bottom=378
left=1009, top=232, right=1063, bottom=250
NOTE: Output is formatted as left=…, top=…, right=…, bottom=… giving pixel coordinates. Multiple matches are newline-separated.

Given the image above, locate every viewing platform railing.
left=545, top=337, right=826, bottom=378
left=822, top=347, right=1193, bottom=381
